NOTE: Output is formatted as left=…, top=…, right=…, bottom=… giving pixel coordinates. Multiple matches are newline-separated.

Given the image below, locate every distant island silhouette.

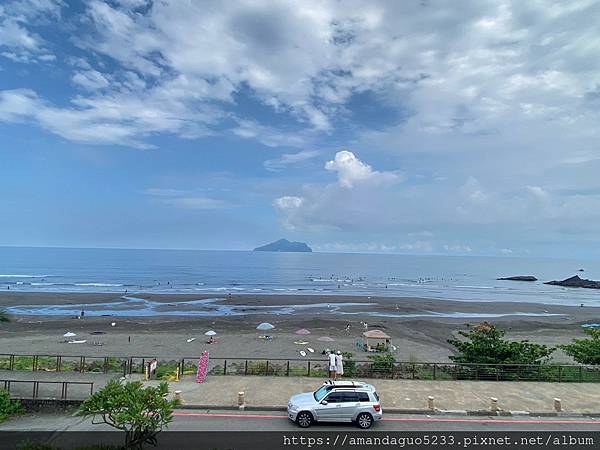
left=253, top=239, right=312, bottom=252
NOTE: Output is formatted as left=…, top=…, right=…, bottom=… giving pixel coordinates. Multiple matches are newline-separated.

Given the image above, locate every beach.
left=0, top=292, right=596, bottom=363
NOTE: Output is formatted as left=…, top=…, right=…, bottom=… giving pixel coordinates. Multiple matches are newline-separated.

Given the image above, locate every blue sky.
left=2, top=0, right=600, bottom=257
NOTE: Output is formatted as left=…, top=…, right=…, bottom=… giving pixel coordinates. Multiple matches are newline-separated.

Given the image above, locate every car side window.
left=324, top=392, right=343, bottom=403
left=341, top=392, right=359, bottom=402
left=358, top=392, right=370, bottom=402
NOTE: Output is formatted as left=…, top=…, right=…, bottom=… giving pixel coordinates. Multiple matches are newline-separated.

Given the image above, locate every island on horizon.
left=253, top=238, right=313, bottom=253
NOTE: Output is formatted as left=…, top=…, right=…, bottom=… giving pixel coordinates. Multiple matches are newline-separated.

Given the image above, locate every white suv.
left=287, top=381, right=383, bottom=429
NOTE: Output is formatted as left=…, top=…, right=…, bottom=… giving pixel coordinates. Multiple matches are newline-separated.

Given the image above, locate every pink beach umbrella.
left=295, top=328, right=311, bottom=335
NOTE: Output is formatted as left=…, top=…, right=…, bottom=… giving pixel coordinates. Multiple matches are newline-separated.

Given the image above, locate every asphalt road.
left=2, top=409, right=600, bottom=432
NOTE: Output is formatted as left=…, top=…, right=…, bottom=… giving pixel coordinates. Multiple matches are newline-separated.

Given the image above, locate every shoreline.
left=1, top=292, right=597, bottom=363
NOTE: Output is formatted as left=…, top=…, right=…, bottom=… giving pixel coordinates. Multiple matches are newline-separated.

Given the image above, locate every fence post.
left=558, top=366, right=562, bottom=383
left=433, top=364, right=437, bottom=380
left=245, top=360, right=248, bottom=375
left=129, top=358, right=133, bottom=375
left=56, top=356, right=60, bottom=372
left=9, top=355, right=14, bottom=371
left=538, top=365, right=542, bottom=381
left=90, top=383, right=94, bottom=396
left=411, top=363, right=416, bottom=380
left=61, top=382, right=66, bottom=399
left=265, top=360, right=268, bottom=375
left=475, top=365, right=479, bottom=381
left=307, top=361, right=311, bottom=377
left=286, top=361, right=290, bottom=376
left=32, top=381, right=37, bottom=398
left=33, top=355, right=38, bottom=371
left=103, top=357, right=108, bottom=374
left=579, top=366, right=583, bottom=382
left=224, top=359, right=227, bottom=375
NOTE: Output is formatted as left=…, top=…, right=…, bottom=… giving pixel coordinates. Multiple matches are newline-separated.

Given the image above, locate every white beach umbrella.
left=295, top=328, right=311, bottom=335
left=63, top=332, right=76, bottom=338
left=256, top=322, right=275, bottom=331
left=204, top=330, right=217, bottom=336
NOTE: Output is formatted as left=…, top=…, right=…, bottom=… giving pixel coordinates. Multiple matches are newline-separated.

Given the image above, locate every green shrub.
left=0, top=389, right=23, bottom=423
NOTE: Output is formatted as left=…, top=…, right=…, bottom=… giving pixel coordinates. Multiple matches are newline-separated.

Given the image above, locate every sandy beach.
left=0, top=292, right=597, bottom=363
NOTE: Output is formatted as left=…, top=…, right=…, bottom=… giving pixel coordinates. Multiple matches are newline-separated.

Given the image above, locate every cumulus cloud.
left=325, top=150, right=400, bottom=188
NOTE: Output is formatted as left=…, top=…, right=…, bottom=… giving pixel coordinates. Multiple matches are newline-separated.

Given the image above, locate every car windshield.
left=313, top=385, right=329, bottom=402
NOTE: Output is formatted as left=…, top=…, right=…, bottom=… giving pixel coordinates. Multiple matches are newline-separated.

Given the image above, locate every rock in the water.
left=497, top=276, right=538, bottom=282
left=544, top=275, right=600, bottom=289
left=253, top=239, right=312, bottom=253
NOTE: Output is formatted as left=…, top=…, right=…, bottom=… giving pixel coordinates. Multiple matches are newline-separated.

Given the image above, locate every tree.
left=77, top=381, right=179, bottom=450
left=561, top=328, right=600, bottom=365
left=448, top=322, right=555, bottom=365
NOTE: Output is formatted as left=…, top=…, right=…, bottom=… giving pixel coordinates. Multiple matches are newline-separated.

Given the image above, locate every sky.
left=1, top=0, right=600, bottom=258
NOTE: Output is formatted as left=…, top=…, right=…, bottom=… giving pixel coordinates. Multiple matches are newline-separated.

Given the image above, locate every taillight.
left=373, top=404, right=381, bottom=412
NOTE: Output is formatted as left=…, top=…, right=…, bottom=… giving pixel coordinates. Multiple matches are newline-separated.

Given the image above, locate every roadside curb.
left=174, top=404, right=599, bottom=418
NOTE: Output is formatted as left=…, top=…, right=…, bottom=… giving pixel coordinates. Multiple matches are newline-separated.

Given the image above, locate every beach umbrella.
left=295, top=328, right=311, bottom=335
left=204, top=330, right=217, bottom=336
left=318, top=336, right=334, bottom=342
left=63, top=332, right=76, bottom=338
left=256, top=322, right=275, bottom=331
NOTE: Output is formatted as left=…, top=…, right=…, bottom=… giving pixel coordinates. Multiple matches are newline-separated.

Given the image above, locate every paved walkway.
left=141, top=375, right=600, bottom=414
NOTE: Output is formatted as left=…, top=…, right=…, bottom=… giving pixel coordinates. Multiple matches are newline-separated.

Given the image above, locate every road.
left=2, top=409, right=600, bottom=431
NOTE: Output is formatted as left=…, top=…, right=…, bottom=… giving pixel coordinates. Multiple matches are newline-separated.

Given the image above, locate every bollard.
left=427, top=396, right=435, bottom=410
left=554, top=398, right=562, bottom=412
left=490, top=397, right=499, bottom=412
left=238, top=391, right=245, bottom=410
left=175, top=390, right=182, bottom=402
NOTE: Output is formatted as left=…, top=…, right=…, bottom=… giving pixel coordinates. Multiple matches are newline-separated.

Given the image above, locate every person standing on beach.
left=327, top=351, right=337, bottom=380
left=335, top=351, right=344, bottom=379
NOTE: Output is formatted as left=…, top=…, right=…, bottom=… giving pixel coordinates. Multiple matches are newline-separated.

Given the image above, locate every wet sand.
left=0, top=292, right=597, bottom=363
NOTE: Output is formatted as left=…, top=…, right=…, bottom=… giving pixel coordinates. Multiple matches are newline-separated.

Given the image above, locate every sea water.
left=0, top=246, right=598, bottom=306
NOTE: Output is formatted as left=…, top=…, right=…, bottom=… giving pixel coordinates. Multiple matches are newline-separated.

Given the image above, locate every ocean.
left=0, top=246, right=598, bottom=307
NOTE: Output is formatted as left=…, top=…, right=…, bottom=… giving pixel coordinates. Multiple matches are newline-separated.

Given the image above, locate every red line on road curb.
left=173, top=412, right=600, bottom=425
left=174, top=412, right=286, bottom=420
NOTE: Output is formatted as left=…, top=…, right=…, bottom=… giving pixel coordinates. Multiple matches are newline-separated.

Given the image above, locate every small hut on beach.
left=362, top=329, right=392, bottom=352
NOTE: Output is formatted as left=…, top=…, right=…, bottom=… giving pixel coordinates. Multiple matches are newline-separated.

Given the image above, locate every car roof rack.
left=324, top=380, right=365, bottom=388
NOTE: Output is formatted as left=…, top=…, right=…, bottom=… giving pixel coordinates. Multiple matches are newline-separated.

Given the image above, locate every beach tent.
left=63, top=332, right=76, bottom=337
left=256, top=322, right=275, bottom=331
left=362, top=329, right=392, bottom=352
left=317, top=336, right=335, bottom=342
left=204, top=330, right=217, bottom=336
left=295, top=328, right=311, bottom=335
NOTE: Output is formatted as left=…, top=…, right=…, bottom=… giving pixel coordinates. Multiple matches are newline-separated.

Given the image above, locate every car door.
left=339, top=392, right=360, bottom=421
left=315, top=391, right=345, bottom=422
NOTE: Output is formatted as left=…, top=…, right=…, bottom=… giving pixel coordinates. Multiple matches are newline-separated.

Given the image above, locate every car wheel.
left=296, top=411, right=313, bottom=428
left=356, top=412, right=373, bottom=429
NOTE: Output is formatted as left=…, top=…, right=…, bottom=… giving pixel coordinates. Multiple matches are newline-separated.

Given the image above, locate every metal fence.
left=2, top=353, right=600, bottom=383
left=1, top=379, right=94, bottom=400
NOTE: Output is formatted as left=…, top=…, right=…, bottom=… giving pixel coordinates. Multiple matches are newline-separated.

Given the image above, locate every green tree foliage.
left=0, top=310, right=9, bottom=323
left=77, top=381, right=179, bottom=450
left=0, top=389, right=23, bottom=423
left=448, top=322, right=555, bottom=365
left=561, top=328, right=600, bottom=365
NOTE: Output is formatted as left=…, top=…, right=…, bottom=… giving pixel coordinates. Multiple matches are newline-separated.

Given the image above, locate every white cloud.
left=264, top=150, right=319, bottom=171
left=143, top=187, right=231, bottom=209
left=0, top=0, right=62, bottom=63
left=72, top=70, right=111, bottom=91
left=325, top=150, right=400, bottom=188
